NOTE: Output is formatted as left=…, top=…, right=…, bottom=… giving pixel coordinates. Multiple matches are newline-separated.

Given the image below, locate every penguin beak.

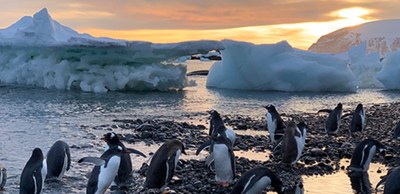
left=125, top=148, right=147, bottom=158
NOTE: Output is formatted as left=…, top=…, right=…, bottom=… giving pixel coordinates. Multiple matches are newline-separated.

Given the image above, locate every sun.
left=332, top=7, right=373, bottom=26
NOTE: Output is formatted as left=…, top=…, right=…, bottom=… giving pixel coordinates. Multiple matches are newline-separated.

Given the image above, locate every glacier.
left=206, top=40, right=357, bottom=92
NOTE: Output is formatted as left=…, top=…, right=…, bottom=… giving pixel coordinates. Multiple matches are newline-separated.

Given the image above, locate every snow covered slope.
left=309, top=19, right=400, bottom=56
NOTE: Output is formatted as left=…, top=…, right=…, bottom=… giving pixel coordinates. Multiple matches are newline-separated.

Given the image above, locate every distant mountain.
left=0, top=8, right=121, bottom=45
left=308, top=19, right=400, bottom=56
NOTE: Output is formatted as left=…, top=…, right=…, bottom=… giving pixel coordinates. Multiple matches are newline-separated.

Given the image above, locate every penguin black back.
left=145, top=140, right=186, bottom=189
left=20, top=148, right=46, bottom=194
left=350, top=103, right=366, bottom=132
left=231, top=166, right=283, bottom=194
left=46, top=140, right=71, bottom=179
left=282, top=122, right=301, bottom=165
left=382, top=167, right=400, bottom=194
left=102, top=132, right=132, bottom=185
left=349, top=139, right=385, bottom=172
left=325, top=103, right=343, bottom=134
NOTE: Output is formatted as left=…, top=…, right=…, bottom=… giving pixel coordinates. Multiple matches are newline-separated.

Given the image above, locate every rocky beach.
left=70, top=102, right=400, bottom=194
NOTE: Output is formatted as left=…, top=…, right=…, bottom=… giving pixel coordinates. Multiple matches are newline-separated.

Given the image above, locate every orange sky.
left=0, top=0, right=399, bottom=49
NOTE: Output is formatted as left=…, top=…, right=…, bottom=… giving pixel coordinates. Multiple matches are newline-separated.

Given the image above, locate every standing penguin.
left=348, top=139, right=385, bottom=172
left=318, top=103, right=343, bottom=134
left=392, top=121, right=400, bottom=140
left=375, top=167, right=400, bottom=194
left=209, top=110, right=236, bottom=145
left=46, top=140, right=71, bottom=180
left=144, top=140, right=186, bottom=190
left=20, top=148, right=47, bottom=194
left=79, top=145, right=146, bottom=194
left=230, top=166, right=283, bottom=194
left=350, top=103, right=366, bottom=133
left=0, top=165, right=6, bottom=190
left=101, top=132, right=132, bottom=186
left=264, top=105, right=285, bottom=143
left=282, top=122, right=305, bottom=165
left=197, top=135, right=235, bottom=187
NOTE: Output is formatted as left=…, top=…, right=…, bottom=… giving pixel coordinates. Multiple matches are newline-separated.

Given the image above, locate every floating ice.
left=206, top=40, right=357, bottom=92
left=376, top=51, right=400, bottom=90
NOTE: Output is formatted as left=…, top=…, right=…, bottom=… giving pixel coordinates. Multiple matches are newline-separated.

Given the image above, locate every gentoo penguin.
left=144, top=140, right=186, bottom=190
left=350, top=103, right=366, bottom=133
left=392, top=121, right=400, bottom=140
left=208, top=110, right=236, bottom=145
left=197, top=135, right=235, bottom=187
left=348, top=139, right=385, bottom=172
left=282, top=122, right=304, bottom=165
left=79, top=145, right=146, bottom=194
left=375, top=167, right=400, bottom=194
left=230, top=166, right=283, bottom=194
left=0, top=166, right=6, bottom=190
left=318, top=103, right=343, bottom=134
left=101, top=132, right=132, bottom=185
left=46, top=140, right=71, bottom=179
left=20, top=148, right=47, bottom=194
left=264, top=105, right=285, bottom=143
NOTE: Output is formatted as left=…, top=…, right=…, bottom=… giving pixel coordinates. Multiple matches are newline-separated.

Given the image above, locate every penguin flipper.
left=165, top=153, right=177, bottom=184
left=78, top=157, right=105, bottom=166
left=126, top=148, right=147, bottom=158
left=317, top=109, right=332, bottom=114
left=196, top=140, right=212, bottom=155
left=341, top=112, right=353, bottom=119
left=66, top=147, right=71, bottom=171
left=33, top=169, right=44, bottom=193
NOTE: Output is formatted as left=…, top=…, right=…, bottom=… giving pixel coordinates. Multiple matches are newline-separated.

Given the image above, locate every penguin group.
left=3, top=102, right=399, bottom=193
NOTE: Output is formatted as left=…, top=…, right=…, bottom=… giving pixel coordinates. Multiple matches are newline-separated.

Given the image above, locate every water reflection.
left=348, top=171, right=372, bottom=194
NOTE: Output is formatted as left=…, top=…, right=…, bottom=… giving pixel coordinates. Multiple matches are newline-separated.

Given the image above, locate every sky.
left=0, top=0, right=399, bottom=49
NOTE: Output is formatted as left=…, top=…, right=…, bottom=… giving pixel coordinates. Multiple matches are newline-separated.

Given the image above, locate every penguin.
left=392, top=121, right=400, bottom=140
left=375, top=167, right=400, bottom=194
left=348, top=139, right=385, bottom=172
left=318, top=103, right=343, bottom=134
left=350, top=103, right=366, bottom=133
left=144, top=140, right=186, bottom=190
left=208, top=110, right=236, bottom=145
left=101, top=132, right=132, bottom=186
left=0, top=166, right=6, bottom=190
left=197, top=135, right=235, bottom=187
left=79, top=145, right=146, bottom=194
left=297, top=121, right=308, bottom=145
left=230, top=166, right=283, bottom=194
left=264, top=105, right=285, bottom=143
left=46, top=140, right=71, bottom=180
left=20, top=148, right=47, bottom=194
left=282, top=122, right=304, bottom=165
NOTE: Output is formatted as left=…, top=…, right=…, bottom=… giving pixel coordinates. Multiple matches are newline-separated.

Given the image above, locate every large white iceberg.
left=376, top=51, right=400, bottom=89
left=206, top=40, right=357, bottom=92
left=0, top=8, right=224, bottom=92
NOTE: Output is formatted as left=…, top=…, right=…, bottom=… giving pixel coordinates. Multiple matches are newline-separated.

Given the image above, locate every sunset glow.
left=0, top=1, right=398, bottom=49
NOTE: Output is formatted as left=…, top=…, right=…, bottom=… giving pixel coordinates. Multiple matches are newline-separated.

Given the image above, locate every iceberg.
left=206, top=40, right=357, bottom=92
left=376, top=51, right=400, bottom=90
left=0, top=8, right=224, bottom=92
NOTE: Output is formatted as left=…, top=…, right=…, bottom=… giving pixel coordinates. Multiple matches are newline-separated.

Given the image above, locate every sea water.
left=0, top=60, right=397, bottom=193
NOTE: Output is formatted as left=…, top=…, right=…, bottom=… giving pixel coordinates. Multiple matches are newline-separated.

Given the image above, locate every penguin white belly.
left=174, top=150, right=181, bottom=168
left=360, top=110, right=366, bottom=131
left=58, top=152, right=68, bottom=179
left=266, top=113, right=276, bottom=142
left=41, top=159, right=47, bottom=187
left=213, top=144, right=233, bottom=183
left=225, top=128, right=236, bottom=146
left=96, top=156, right=121, bottom=194
left=294, top=136, right=305, bottom=163
left=244, top=176, right=271, bottom=194
left=362, top=146, right=376, bottom=171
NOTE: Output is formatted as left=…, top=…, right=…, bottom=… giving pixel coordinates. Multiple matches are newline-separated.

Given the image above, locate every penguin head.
left=208, top=109, right=221, bottom=119
left=264, top=104, right=276, bottom=113
left=336, top=103, right=343, bottom=110
left=356, top=103, right=363, bottom=110
left=102, top=132, right=120, bottom=145
left=31, top=148, right=44, bottom=160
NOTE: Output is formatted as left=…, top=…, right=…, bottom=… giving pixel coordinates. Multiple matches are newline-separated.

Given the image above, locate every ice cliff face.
left=309, top=19, right=400, bottom=56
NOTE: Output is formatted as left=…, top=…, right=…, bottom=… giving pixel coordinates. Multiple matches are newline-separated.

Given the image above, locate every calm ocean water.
left=0, top=60, right=397, bottom=193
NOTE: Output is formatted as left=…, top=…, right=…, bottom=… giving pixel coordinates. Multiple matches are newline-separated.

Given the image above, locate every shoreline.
left=82, top=102, right=400, bottom=193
